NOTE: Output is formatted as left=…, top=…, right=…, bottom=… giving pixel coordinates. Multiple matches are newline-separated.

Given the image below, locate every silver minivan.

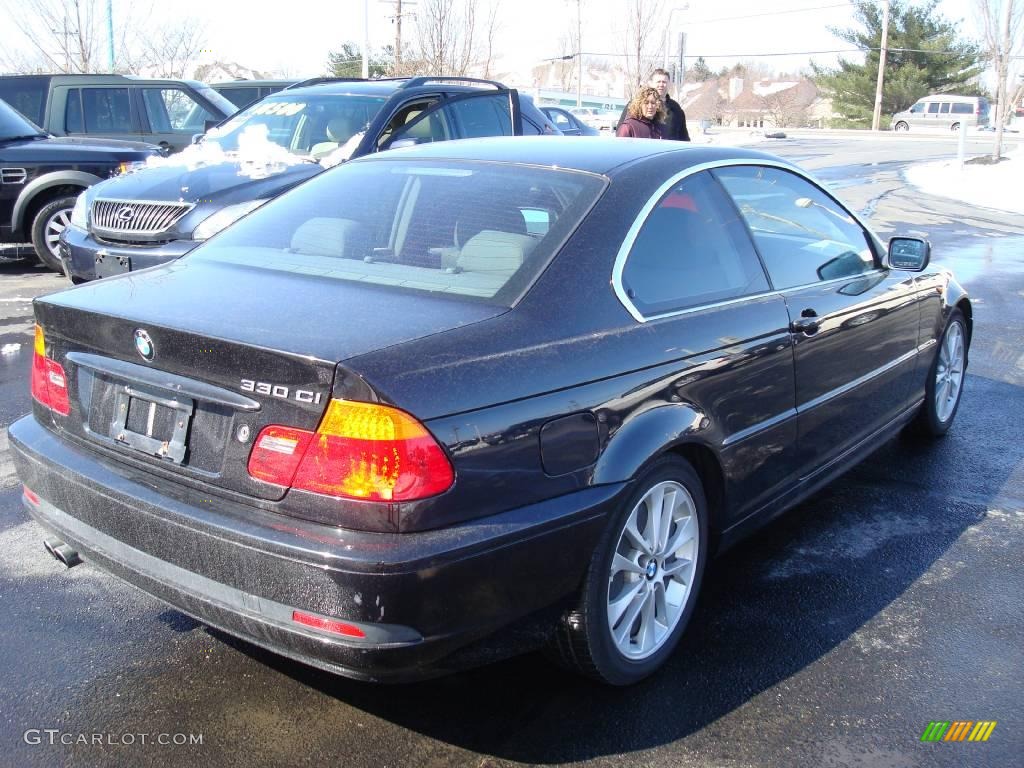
left=891, top=94, right=990, bottom=132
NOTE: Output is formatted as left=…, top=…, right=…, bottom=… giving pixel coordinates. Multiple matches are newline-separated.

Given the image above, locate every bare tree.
left=975, top=0, right=1023, bottom=160
left=758, top=87, right=811, bottom=128
left=0, top=0, right=206, bottom=78
left=481, top=1, right=502, bottom=79
left=416, top=0, right=478, bottom=76
left=622, top=0, right=664, bottom=93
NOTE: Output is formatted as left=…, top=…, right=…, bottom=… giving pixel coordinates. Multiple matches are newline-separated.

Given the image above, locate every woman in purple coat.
left=616, top=87, right=665, bottom=139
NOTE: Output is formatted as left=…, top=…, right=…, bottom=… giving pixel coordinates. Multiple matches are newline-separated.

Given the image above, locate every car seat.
left=310, top=116, right=359, bottom=159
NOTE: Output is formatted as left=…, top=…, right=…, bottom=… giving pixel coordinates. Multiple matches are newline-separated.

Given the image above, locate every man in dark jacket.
left=620, top=68, right=690, bottom=141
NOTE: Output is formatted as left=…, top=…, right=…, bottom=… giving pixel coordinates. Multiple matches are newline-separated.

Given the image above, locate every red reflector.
left=291, top=610, right=366, bottom=638
left=23, top=486, right=41, bottom=506
left=31, top=333, right=70, bottom=416
left=247, top=426, right=315, bottom=487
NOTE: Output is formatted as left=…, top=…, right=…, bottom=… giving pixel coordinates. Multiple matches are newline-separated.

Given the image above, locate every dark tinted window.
left=0, top=77, right=48, bottom=126
left=82, top=88, right=133, bottom=132
left=621, top=171, right=769, bottom=316
left=714, top=165, right=876, bottom=289
left=65, top=89, right=83, bottom=132
left=951, top=102, right=973, bottom=114
left=194, top=159, right=605, bottom=305
left=447, top=93, right=512, bottom=138
left=0, top=97, right=46, bottom=138
left=219, top=87, right=261, bottom=109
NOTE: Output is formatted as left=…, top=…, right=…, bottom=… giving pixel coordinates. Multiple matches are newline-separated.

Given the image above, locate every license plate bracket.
left=95, top=251, right=130, bottom=279
left=109, top=383, right=194, bottom=463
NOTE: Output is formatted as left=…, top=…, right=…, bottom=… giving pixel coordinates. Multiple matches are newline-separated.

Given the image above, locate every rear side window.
left=447, top=93, right=512, bottom=138
left=65, top=89, right=83, bottom=132
left=926, top=102, right=940, bottom=114
left=713, top=165, right=876, bottom=289
left=621, top=171, right=769, bottom=316
left=0, top=77, right=47, bottom=126
left=82, top=88, right=133, bottom=132
left=219, top=87, right=261, bottom=109
left=193, top=159, right=606, bottom=305
left=939, top=103, right=951, bottom=114
left=951, top=102, right=973, bottom=114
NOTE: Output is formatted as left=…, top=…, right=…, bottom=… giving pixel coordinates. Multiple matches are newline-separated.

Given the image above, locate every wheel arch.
left=12, top=171, right=100, bottom=232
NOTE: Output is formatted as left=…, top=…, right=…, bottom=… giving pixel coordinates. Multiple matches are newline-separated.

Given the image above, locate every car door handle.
left=789, top=312, right=820, bottom=335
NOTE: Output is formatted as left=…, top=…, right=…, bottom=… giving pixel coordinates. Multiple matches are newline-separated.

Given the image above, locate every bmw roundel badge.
left=133, top=329, right=155, bottom=361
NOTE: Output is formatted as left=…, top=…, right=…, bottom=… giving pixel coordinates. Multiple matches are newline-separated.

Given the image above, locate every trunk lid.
left=34, top=258, right=503, bottom=500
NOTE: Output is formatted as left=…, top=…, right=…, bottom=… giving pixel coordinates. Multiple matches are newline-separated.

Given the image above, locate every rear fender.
left=592, top=403, right=711, bottom=485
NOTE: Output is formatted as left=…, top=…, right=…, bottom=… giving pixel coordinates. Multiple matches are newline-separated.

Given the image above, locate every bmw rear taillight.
left=248, top=399, right=454, bottom=502
left=30, top=325, right=70, bottom=416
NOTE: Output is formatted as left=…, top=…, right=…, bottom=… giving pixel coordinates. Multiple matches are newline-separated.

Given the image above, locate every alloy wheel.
left=935, top=321, right=965, bottom=423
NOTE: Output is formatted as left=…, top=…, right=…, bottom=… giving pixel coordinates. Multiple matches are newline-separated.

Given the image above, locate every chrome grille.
left=92, top=199, right=193, bottom=235
left=0, top=168, right=27, bottom=184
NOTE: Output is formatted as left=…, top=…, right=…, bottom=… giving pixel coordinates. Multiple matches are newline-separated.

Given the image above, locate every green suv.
left=0, top=74, right=235, bottom=154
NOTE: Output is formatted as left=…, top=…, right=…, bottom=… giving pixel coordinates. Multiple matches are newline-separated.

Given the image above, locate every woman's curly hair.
left=626, top=86, right=666, bottom=122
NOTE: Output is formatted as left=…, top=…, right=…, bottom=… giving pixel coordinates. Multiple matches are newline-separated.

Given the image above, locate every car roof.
left=212, top=79, right=298, bottom=87
left=280, top=78, right=508, bottom=99
left=349, top=135, right=793, bottom=176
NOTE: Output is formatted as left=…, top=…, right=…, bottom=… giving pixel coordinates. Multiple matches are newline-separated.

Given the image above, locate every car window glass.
left=193, top=160, right=605, bottom=306
left=0, top=78, right=47, bottom=126
left=220, top=87, right=261, bottom=110
left=376, top=99, right=438, bottom=149
left=142, top=88, right=216, bottom=132
left=951, top=103, right=972, bottom=114
left=549, top=110, right=572, bottom=129
left=621, top=171, right=769, bottom=316
left=939, top=103, right=951, bottom=114
left=81, top=88, right=133, bottom=132
left=713, top=165, right=876, bottom=290
left=926, top=102, right=940, bottom=114
left=909, top=103, right=924, bottom=114
left=446, top=93, right=512, bottom=139
left=385, top=102, right=454, bottom=147
left=65, top=88, right=83, bottom=132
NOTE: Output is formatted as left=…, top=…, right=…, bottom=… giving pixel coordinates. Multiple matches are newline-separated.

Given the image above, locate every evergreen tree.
left=690, top=57, right=715, bottom=82
left=326, top=43, right=389, bottom=78
left=813, top=0, right=982, bottom=127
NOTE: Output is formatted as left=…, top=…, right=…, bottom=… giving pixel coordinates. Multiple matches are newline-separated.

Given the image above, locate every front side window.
left=620, top=171, right=769, bottom=317
left=81, top=88, right=133, bottom=132
left=909, top=103, right=924, bottom=114
left=191, top=159, right=606, bottom=305
left=142, top=88, right=216, bottom=132
left=713, top=165, right=876, bottom=289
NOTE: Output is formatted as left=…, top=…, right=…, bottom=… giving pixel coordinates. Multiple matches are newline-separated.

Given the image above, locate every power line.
left=687, top=2, right=854, bottom=26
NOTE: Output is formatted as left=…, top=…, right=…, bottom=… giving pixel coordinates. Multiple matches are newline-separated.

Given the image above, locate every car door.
left=64, top=86, right=145, bottom=144
left=380, top=90, right=521, bottom=149
left=137, top=86, right=222, bottom=153
left=616, top=169, right=799, bottom=523
left=713, top=164, right=920, bottom=480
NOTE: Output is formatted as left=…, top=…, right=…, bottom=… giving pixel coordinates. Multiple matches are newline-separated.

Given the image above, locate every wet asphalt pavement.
left=0, top=135, right=1021, bottom=767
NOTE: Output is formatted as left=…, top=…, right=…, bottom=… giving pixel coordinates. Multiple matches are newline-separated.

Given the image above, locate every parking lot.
left=0, top=134, right=1021, bottom=767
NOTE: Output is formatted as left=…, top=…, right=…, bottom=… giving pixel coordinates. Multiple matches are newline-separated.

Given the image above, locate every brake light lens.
left=291, top=610, right=366, bottom=638
left=30, top=325, right=70, bottom=416
left=248, top=400, right=454, bottom=502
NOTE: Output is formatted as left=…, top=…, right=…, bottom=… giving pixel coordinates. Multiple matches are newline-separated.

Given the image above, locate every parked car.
left=541, top=105, right=601, bottom=136
left=569, top=106, right=619, bottom=131
left=890, top=94, right=990, bottom=132
left=12, top=137, right=971, bottom=685
left=0, top=97, right=158, bottom=270
left=211, top=79, right=299, bottom=110
left=0, top=74, right=235, bottom=154
left=61, top=76, right=559, bottom=283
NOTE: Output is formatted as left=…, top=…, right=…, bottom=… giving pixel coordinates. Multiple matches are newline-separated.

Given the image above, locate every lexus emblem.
left=133, top=329, right=155, bottom=361
left=116, top=207, right=135, bottom=222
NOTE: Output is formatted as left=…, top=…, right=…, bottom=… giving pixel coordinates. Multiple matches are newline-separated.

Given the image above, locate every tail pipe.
left=43, top=538, right=81, bottom=568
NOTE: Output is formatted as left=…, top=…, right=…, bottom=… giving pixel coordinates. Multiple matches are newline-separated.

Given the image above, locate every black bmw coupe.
left=11, top=137, right=970, bottom=685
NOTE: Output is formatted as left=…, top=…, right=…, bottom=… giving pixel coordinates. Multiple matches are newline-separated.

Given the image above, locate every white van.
left=891, top=94, right=990, bottom=132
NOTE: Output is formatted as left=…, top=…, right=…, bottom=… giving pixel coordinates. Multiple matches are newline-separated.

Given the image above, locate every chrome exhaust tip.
left=43, top=538, right=81, bottom=568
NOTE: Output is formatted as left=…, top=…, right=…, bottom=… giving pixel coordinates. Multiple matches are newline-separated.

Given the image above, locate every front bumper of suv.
left=62, top=224, right=200, bottom=282
left=10, top=415, right=619, bottom=682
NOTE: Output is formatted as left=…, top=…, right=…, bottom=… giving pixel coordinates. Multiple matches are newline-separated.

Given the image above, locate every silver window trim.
left=611, top=158, right=883, bottom=323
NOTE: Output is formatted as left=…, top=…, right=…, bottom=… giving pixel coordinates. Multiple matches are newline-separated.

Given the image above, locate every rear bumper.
left=10, top=415, right=619, bottom=682
left=62, top=225, right=198, bottom=282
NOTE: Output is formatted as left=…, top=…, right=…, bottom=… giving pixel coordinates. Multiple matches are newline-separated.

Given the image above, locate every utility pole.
left=871, top=0, right=890, bottom=131
left=678, top=32, right=686, bottom=84
left=381, top=0, right=416, bottom=68
left=106, top=0, right=114, bottom=72
left=576, top=0, right=582, bottom=107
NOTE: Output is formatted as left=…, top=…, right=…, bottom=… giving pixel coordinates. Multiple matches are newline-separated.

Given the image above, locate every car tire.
left=549, top=455, right=708, bottom=685
left=950, top=122, right=961, bottom=132
left=30, top=195, right=78, bottom=272
left=911, top=309, right=967, bottom=437
left=894, top=121, right=909, bottom=132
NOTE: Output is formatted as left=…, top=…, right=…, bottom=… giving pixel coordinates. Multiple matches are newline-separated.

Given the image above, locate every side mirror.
left=386, top=138, right=420, bottom=151
left=887, top=237, right=931, bottom=271
left=191, top=133, right=205, bottom=145
left=204, top=119, right=220, bottom=133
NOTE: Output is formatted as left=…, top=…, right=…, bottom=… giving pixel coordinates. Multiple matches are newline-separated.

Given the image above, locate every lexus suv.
left=61, top=77, right=560, bottom=283
left=0, top=97, right=158, bottom=270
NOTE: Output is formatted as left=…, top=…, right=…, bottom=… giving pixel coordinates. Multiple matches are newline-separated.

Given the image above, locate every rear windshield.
left=191, top=159, right=607, bottom=305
